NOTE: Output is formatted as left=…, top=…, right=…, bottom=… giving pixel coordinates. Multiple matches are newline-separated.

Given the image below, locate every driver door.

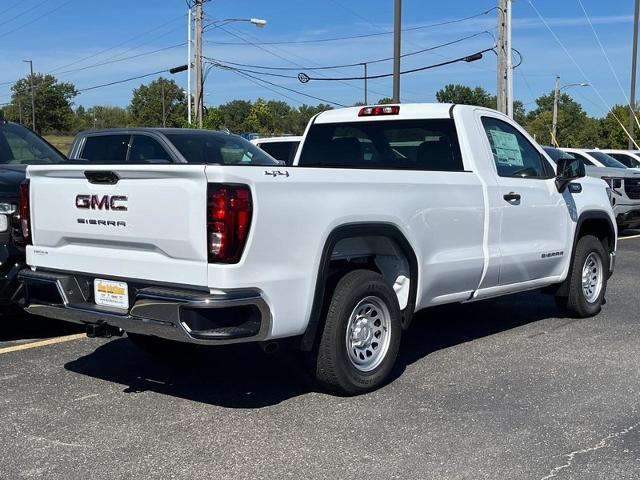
left=480, top=115, right=571, bottom=285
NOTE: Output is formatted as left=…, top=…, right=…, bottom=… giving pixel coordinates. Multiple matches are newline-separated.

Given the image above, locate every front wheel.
left=556, top=235, right=609, bottom=318
left=314, top=269, right=402, bottom=395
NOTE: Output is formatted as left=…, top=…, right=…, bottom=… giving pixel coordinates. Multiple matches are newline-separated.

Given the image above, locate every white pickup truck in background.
left=19, top=103, right=616, bottom=395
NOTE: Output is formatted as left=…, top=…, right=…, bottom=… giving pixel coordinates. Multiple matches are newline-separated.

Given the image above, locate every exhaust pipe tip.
left=259, top=341, right=279, bottom=354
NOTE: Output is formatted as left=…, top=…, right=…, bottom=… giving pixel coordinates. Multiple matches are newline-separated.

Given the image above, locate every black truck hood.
left=0, top=165, right=26, bottom=199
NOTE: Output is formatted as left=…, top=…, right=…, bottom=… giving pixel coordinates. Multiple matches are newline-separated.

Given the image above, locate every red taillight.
left=358, top=105, right=400, bottom=117
left=207, top=184, right=252, bottom=263
left=19, top=180, right=31, bottom=245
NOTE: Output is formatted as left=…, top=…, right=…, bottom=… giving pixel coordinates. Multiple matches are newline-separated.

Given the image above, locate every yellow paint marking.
left=619, top=234, right=640, bottom=241
left=0, top=333, right=85, bottom=355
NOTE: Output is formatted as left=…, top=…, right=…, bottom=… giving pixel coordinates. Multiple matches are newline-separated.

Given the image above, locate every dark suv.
left=0, top=117, right=67, bottom=308
left=68, top=128, right=277, bottom=164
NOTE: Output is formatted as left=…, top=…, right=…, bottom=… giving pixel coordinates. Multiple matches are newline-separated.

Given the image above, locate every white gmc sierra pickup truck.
left=19, top=104, right=616, bottom=395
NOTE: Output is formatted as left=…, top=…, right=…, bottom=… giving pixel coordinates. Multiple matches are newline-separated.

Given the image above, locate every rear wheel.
left=556, top=235, right=608, bottom=318
left=127, top=332, right=197, bottom=360
left=314, top=270, right=402, bottom=395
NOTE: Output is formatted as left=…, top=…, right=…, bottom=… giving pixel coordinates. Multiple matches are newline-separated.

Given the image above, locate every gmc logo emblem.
left=76, top=194, right=128, bottom=211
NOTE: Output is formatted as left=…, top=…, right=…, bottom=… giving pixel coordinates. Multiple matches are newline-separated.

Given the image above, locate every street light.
left=203, top=17, right=267, bottom=31
left=193, top=15, right=268, bottom=127
left=22, top=60, right=35, bottom=132
left=552, top=76, right=591, bottom=146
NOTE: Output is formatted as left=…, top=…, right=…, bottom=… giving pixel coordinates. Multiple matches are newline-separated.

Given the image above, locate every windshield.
left=587, top=151, right=627, bottom=169
left=166, top=132, right=279, bottom=165
left=542, top=146, right=575, bottom=163
left=0, top=123, right=66, bottom=165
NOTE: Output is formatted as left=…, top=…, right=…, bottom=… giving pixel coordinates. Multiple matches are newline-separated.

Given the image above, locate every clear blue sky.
left=0, top=0, right=636, bottom=117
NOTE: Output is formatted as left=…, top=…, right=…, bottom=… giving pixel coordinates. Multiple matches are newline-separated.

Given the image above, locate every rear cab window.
left=298, top=119, right=464, bottom=171
left=129, top=135, right=171, bottom=163
left=80, top=135, right=130, bottom=162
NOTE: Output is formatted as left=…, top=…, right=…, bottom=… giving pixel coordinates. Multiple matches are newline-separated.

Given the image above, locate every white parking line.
left=619, top=234, right=640, bottom=241
left=0, top=334, right=85, bottom=355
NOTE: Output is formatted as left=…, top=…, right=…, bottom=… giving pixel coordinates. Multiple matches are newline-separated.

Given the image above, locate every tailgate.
left=27, top=165, right=209, bottom=287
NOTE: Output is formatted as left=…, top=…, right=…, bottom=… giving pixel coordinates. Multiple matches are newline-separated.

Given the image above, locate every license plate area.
left=94, top=279, right=129, bottom=309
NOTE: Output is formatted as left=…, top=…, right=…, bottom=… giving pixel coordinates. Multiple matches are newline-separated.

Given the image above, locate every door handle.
left=503, top=192, right=521, bottom=203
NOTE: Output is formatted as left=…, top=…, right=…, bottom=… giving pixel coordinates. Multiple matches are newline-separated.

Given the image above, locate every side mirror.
left=555, top=157, right=585, bottom=192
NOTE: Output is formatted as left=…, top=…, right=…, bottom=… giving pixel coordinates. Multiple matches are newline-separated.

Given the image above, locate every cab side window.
left=481, top=117, right=552, bottom=179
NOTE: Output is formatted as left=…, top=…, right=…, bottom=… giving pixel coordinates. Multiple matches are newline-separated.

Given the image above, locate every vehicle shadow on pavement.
left=64, top=290, right=560, bottom=408
left=0, top=311, right=83, bottom=343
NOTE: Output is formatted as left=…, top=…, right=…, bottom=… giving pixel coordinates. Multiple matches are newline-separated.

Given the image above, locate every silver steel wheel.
left=582, top=252, right=603, bottom=304
left=346, top=296, right=392, bottom=372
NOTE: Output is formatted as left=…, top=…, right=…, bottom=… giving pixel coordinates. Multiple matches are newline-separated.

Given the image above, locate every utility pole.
left=630, top=0, right=639, bottom=149
left=194, top=0, right=204, bottom=128
left=23, top=60, right=35, bottom=132
left=392, top=0, right=401, bottom=103
left=160, top=78, right=166, bottom=128
left=362, top=63, right=368, bottom=104
left=506, top=0, right=513, bottom=118
left=187, top=6, right=192, bottom=125
left=496, top=0, right=507, bottom=114
left=17, top=99, right=22, bottom=125
left=552, top=75, right=560, bottom=146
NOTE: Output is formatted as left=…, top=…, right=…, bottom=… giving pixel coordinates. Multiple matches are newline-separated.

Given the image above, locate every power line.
left=217, top=24, right=396, bottom=101
left=0, top=0, right=48, bottom=28
left=49, top=15, right=185, bottom=74
left=576, top=0, right=640, bottom=129
left=0, top=42, right=186, bottom=89
left=526, top=0, right=640, bottom=148
left=56, top=42, right=186, bottom=77
left=228, top=70, right=311, bottom=105
left=77, top=69, right=168, bottom=93
left=206, top=31, right=493, bottom=72
left=210, top=64, right=346, bottom=107
left=0, top=0, right=29, bottom=20
left=298, top=49, right=493, bottom=81
left=205, top=7, right=497, bottom=46
left=0, top=0, right=73, bottom=40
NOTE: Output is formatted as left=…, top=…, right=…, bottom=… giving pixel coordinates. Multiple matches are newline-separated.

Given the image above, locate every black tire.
left=127, top=332, right=197, bottom=360
left=314, top=269, right=402, bottom=395
left=556, top=235, right=609, bottom=318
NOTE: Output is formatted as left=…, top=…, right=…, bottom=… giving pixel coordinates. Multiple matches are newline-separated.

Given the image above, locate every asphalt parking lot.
left=1, top=233, right=639, bottom=479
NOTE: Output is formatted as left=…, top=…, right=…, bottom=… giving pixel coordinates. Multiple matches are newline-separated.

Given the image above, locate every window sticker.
left=488, top=129, right=523, bottom=167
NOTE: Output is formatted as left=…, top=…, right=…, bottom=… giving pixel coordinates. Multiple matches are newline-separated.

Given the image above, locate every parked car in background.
left=0, top=116, right=68, bottom=309
left=547, top=146, right=640, bottom=230
left=20, top=104, right=616, bottom=394
left=251, top=136, right=302, bottom=165
left=69, top=128, right=276, bottom=165
left=560, top=148, right=628, bottom=169
left=599, top=149, right=640, bottom=169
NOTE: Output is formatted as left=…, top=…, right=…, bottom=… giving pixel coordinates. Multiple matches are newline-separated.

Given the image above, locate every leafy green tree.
left=522, top=91, right=590, bottom=146
left=435, top=84, right=495, bottom=108
left=599, top=105, right=639, bottom=148
left=217, top=100, right=253, bottom=133
left=129, top=77, right=186, bottom=127
left=377, top=97, right=395, bottom=105
left=4, top=73, right=77, bottom=133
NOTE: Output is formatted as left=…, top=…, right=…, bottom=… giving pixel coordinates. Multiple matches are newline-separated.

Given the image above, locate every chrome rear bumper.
left=18, top=268, right=271, bottom=345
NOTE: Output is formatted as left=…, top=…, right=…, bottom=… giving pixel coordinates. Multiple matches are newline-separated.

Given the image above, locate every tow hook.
left=86, top=323, right=124, bottom=338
